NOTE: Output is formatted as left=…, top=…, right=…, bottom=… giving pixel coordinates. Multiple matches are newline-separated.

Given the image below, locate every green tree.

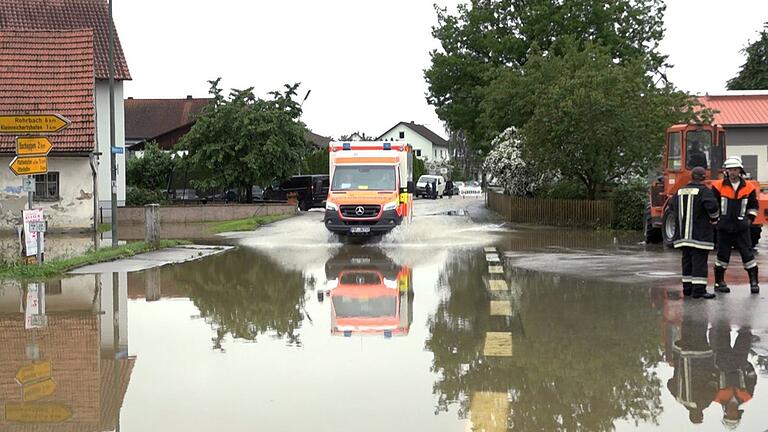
left=727, top=24, right=768, bottom=90
left=513, top=44, right=701, bottom=199
left=126, top=141, right=175, bottom=190
left=304, top=148, right=329, bottom=174
left=179, top=79, right=309, bottom=202
left=425, top=0, right=668, bottom=154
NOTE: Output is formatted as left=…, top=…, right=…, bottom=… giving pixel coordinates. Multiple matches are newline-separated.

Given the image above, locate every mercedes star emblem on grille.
left=355, top=206, right=366, bottom=216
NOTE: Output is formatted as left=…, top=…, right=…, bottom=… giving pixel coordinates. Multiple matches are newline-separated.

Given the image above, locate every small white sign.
left=22, top=209, right=44, bottom=257
left=25, top=283, right=46, bottom=329
left=28, top=221, right=46, bottom=233
left=22, top=176, right=34, bottom=192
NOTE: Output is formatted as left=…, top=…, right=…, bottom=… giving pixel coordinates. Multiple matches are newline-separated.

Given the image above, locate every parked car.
left=172, top=189, right=199, bottom=201
left=264, top=174, right=329, bottom=211
left=415, top=175, right=445, bottom=198
left=450, top=181, right=462, bottom=196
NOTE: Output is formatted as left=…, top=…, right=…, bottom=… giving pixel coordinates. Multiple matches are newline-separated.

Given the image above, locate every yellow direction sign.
left=0, top=114, right=69, bottom=134
left=23, top=378, right=57, bottom=402
left=5, top=402, right=73, bottom=423
left=15, top=361, right=52, bottom=385
left=9, top=156, right=48, bottom=176
left=16, top=137, right=53, bottom=155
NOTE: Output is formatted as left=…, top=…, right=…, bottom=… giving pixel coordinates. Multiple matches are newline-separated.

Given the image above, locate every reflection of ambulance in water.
left=322, top=248, right=413, bottom=337
left=324, top=141, right=414, bottom=238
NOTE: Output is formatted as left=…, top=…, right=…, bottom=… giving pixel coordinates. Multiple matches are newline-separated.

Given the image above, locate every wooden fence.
left=486, top=189, right=615, bottom=228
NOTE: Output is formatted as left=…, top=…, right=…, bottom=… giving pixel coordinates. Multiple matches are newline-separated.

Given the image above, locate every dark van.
left=265, top=175, right=329, bottom=211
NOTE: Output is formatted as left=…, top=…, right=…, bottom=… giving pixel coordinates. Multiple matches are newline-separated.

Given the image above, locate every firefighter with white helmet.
left=711, top=156, right=760, bottom=294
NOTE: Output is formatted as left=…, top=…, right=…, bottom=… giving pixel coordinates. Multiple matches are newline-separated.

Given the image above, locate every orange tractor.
left=644, top=123, right=768, bottom=246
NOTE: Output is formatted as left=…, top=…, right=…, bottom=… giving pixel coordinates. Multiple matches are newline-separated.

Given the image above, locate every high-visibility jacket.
left=711, top=178, right=759, bottom=233
left=668, top=182, right=719, bottom=250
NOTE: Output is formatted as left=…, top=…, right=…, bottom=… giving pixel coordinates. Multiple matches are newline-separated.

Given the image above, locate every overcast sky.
left=116, top=0, right=768, bottom=140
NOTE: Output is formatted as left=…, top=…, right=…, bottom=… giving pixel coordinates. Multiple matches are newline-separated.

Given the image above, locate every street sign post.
left=0, top=114, right=70, bottom=134
left=22, top=176, right=34, bottom=192
left=9, top=156, right=48, bottom=176
left=16, top=137, right=53, bottom=155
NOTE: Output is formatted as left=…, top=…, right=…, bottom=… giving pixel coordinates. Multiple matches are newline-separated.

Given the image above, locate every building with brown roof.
left=0, top=29, right=98, bottom=231
left=699, top=91, right=768, bottom=182
left=124, top=96, right=212, bottom=153
left=0, top=0, right=132, bottom=213
left=377, top=121, right=450, bottom=162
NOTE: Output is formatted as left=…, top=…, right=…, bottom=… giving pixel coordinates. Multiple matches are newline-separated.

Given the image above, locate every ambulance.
left=324, top=141, right=414, bottom=237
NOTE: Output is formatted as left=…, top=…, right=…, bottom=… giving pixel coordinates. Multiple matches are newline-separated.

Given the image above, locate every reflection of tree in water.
left=426, top=250, right=664, bottom=431
left=171, top=248, right=307, bottom=349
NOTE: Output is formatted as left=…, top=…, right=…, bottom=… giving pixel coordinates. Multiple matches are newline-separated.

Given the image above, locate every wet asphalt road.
left=3, top=195, right=768, bottom=431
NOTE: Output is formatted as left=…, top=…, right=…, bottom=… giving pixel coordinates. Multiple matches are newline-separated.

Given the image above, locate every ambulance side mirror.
left=407, top=181, right=415, bottom=194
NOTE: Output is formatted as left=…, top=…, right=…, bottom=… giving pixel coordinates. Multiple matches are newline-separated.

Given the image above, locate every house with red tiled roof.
left=0, top=0, right=132, bottom=215
left=0, top=29, right=99, bottom=231
left=377, top=121, right=450, bottom=162
left=699, top=91, right=768, bottom=181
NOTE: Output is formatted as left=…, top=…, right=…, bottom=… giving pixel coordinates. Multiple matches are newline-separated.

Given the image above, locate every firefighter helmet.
left=723, top=156, right=744, bottom=170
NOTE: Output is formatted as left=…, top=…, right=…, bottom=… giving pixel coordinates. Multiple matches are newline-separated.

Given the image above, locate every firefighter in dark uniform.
left=712, top=156, right=760, bottom=294
left=669, top=166, right=720, bottom=298
left=667, top=301, right=718, bottom=424
left=710, top=321, right=757, bottom=428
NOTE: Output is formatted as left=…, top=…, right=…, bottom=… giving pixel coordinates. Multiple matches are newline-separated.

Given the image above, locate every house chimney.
left=186, top=95, right=193, bottom=99
left=127, top=96, right=133, bottom=99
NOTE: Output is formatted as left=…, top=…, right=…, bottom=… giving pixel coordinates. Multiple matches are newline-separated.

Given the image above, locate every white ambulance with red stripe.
left=324, top=141, right=414, bottom=237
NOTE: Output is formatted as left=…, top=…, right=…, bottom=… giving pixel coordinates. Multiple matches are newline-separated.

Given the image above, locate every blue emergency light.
left=383, top=142, right=391, bottom=150
left=384, top=330, right=392, bottom=338
left=344, top=330, right=352, bottom=337
left=342, top=143, right=351, bottom=150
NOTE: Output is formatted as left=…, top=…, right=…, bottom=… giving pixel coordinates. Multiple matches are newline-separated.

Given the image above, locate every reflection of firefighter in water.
left=710, top=321, right=757, bottom=428
left=667, top=302, right=718, bottom=424
left=322, top=248, right=414, bottom=337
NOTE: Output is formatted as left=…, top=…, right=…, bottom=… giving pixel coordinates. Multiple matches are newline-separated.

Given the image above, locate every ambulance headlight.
left=383, top=201, right=398, bottom=211
left=326, top=202, right=338, bottom=211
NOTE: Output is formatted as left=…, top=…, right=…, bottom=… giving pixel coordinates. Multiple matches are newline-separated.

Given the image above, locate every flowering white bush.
left=483, top=127, right=556, bottom=196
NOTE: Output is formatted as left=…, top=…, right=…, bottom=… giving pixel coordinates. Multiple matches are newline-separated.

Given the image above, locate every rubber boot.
left=683, top=282, right=693, bottom=297
left=714, top=267, right=730, bottom=293
left=692, top=284, right=716, bottom=299
left=748, top=267, right=760, bottom=294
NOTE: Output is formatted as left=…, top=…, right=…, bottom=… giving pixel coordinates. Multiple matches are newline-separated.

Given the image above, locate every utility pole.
left=108, top=0, right=118, bottom=246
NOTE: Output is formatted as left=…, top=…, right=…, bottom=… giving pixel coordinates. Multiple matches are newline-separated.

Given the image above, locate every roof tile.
left=698, top=95, right=768, bottom=126
left=0, top=0, right=130, bottom=80
left=0, top=30, right=95, bottom=153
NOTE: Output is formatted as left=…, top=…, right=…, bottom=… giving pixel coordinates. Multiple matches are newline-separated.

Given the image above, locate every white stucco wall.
left=0, top=156, right=95, bottom=231
left=95, top=80, right=126, bottom=208
left=379, top=124, right=449, bottom=162
left=725, top=127, right=768, bottom=182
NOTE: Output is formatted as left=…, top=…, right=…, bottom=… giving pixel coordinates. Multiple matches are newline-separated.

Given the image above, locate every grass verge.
left=97, top=223, right=111, bottom=233
left=209, top=214, right=294, bottom=234
left=0, top=239, right=189, bottom=280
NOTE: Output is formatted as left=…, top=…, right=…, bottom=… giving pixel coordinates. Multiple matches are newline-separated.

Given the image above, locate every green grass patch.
left=209, top=214, right=294, bottom=234
left=97, top=223, right=111, bottom=233
left=0, top=239, right=189, bottom=280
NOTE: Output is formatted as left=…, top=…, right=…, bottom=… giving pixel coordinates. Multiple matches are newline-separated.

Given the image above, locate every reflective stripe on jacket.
left=669, top=182, right=719, bottom=250
left=712, top=178, right=759, bottom=233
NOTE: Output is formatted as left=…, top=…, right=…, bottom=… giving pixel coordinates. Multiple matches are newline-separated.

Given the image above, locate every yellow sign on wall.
left=22, top=378, right=57, bottom=402
left=0, top=115, right=69, bottom=134
left=16, top=137, right=53, bottom=155
left=5, top=402, right=72, bottom=423
left=9, top=155, right=48, bottom=176
left=15, top=361, right=52, bottom=385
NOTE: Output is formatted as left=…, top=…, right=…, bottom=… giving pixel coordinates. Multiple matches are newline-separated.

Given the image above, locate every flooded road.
left=3, top=197, right=768, bottom=431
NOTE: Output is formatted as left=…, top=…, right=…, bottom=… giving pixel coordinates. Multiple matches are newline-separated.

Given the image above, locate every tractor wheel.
left=662, top=208, right=676, bottom=248
left=643, top=205, right=662, bottom=244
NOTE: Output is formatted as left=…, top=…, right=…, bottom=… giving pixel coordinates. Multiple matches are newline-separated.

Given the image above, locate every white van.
left=415, top=175, right=445, bottom=198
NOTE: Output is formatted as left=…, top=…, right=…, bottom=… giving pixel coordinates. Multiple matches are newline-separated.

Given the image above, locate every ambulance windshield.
left=331, top=166, right=396, bottom=191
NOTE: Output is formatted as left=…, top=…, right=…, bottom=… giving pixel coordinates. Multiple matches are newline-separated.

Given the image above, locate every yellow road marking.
left=490, top=301, right=512, bottom=316
left=468, top=391, right=509, bottom=432
left=483, top=332, right=513, bottom=356
left=484, top=247, right=497, bottom=252
left=485, top=254, right=500, bottom=262
left=488, top=279, right=508, bottom=291
left=488, top=266, right=503, bottom=273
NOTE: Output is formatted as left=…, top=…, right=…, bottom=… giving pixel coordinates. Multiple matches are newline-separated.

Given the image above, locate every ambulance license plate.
left=350, top=227, right=370, bottom=234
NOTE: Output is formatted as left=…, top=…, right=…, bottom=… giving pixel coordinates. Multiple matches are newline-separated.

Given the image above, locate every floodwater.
left=3, top=197, right=768, bottom=431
